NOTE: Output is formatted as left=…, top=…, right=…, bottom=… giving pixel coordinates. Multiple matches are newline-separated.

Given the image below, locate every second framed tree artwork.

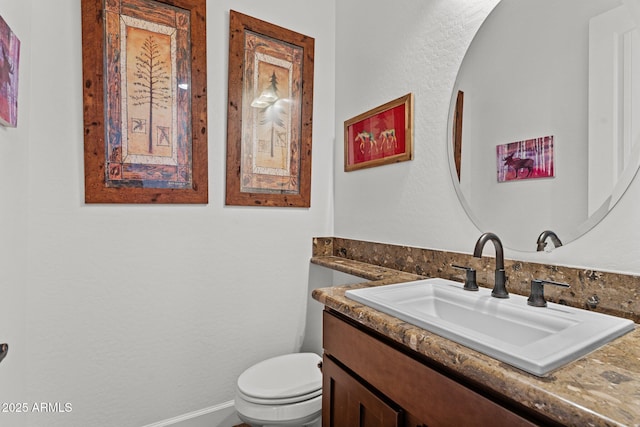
left=225, top=10, right=315, bottom=207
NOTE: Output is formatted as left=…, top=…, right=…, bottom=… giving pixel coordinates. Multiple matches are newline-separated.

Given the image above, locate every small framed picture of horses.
left=344, top=93, right=414, bottom=172
left=496, top=135, right=555, bottom=182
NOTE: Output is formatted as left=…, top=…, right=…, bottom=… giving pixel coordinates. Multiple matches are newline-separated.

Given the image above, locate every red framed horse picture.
left=344, top=94, right=414, bottom=172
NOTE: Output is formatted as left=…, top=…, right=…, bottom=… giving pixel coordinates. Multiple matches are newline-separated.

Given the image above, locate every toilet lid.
left=237, top=353, right=322, bottom=400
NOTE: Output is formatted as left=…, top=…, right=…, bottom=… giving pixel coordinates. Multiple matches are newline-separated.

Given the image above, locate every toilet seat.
left=237, top=386, right=322, bottom=405
left=235, top=353, right=323, bottom=425
left=237, top=353, right=322, bottom=401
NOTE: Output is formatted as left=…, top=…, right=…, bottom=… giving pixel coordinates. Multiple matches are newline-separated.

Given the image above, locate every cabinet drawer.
left=323, top=309, right=538, bottom=427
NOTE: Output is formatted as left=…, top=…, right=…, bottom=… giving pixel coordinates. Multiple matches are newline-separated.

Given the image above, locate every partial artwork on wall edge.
left=0, top=14, right=20, bottom=128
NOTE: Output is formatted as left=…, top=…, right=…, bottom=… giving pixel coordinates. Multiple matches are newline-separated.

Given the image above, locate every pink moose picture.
left=496, top=136, right=554, bottom=182
left=0, top=14, right=20, bottom=128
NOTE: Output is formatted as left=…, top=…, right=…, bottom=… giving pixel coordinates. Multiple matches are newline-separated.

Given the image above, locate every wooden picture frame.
left=344, top=93, right=414, bottom=172
left=225, top=10, right=314, bottom=207
left=453, top=90, right=464, bottom=181
left=81, top=0, right=208, bottom=204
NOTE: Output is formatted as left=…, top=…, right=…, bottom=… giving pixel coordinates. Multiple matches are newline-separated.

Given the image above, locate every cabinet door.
left=322, top=355, right=402, bottom=427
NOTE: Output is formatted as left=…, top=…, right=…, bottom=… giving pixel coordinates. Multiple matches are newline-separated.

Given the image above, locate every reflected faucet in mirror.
left=473, top=232, right=509, bottom=298
left=536, top=230, right=563, bottom=252
left=0, top=343, right=7, bottom=364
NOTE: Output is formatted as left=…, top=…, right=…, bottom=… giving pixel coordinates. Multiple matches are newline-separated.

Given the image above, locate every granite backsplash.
left=313, top=237, right=640, bottom=323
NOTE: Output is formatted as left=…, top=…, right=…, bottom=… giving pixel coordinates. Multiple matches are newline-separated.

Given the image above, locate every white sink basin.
left=345, top=278, right=635, bottom=376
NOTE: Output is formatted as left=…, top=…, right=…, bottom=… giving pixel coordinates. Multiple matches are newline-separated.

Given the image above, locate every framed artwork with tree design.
left=225, top=10, right=314, bottom=207
left=81, top=0, right=207, bottom=203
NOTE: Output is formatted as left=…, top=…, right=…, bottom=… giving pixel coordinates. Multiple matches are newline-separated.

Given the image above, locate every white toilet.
left=234, top=267, right=364, bottom=426
left=234, top=352, right=322, bottom=426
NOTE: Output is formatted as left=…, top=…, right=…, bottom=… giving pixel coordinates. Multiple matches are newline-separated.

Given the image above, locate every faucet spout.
left=473, top=232, right=509, bottom=298
left=536, top=230, right=562, bottom=252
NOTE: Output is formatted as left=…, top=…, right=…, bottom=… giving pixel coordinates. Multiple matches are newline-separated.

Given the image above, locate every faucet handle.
left=527, top=279, right=570, bottom=307
left=452, top=264, right=479, bottom=291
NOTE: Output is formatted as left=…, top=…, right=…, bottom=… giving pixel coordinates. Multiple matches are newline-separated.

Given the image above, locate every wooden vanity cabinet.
left=322, top=309, right=552, bottom=427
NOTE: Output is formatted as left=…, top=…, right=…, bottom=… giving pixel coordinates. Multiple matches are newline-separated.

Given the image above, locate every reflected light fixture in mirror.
left=448, top=0, right=640, bottom=252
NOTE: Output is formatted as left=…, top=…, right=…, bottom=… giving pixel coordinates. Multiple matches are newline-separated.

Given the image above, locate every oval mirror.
left=448, top=0, right=640, bottom=252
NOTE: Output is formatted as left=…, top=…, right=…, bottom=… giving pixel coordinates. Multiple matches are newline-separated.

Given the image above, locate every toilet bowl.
left=235, top=352, right=322, bottom=427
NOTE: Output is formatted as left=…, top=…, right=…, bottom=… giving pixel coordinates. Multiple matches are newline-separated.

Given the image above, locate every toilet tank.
left=300, top=264, right=367, bottom=355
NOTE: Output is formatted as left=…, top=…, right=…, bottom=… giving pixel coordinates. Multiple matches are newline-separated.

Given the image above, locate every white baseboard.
left=141, top=400, right=242, bottom=427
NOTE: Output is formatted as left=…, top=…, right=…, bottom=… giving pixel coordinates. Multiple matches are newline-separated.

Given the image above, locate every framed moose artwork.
left=496, top=136, right=555, bottom=182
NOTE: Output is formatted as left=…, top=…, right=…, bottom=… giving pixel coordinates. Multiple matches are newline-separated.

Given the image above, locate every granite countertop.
left=311, top=255, right=640, bottom=427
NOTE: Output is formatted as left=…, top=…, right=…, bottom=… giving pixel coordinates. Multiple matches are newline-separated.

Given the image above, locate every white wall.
left=3, top=0, right=640, bottom=426
left=0, top=0, right=335, bottom=426
left=334, top=0, right=640, bottom=275
left=334, top=0, right=496, bottom=257
left=0, top=1, right=30, bottom=427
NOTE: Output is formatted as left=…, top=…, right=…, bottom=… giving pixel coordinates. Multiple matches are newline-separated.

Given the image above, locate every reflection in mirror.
left=536, top=230, right=563, bottom=252
left=448, top=0, right=640, bottom=252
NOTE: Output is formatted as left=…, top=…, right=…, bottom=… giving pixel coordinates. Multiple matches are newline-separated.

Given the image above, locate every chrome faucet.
left=536, top=230, right=562, bottom=252
left=473, top=232, right=509, bottom=298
